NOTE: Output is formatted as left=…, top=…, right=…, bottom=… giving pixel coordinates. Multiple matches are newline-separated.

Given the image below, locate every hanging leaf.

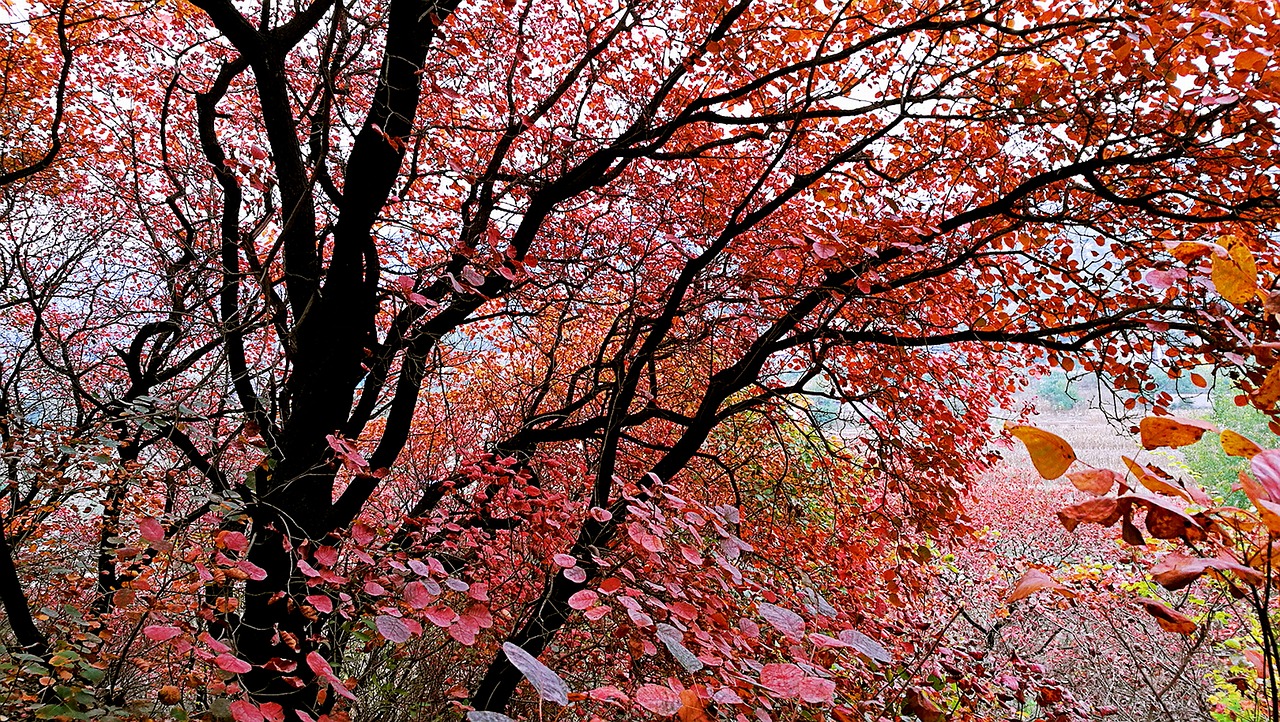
left=757, top=602, right=806, bottom=640
left=635, top=684, right=682, bottom=716
left=376, top=615, right=411, bottom=643
left=1221, top=429, right=1263, bottom=458
left=1211, top=235, right=1257, bottom=304
left=1057, top=497, right=1127, bottom=531
left=1007, top=568, right=1069, bottom=603
left=1150, top=552, right=1263, bottom=590
left=1139, top=416, right=1217, bottom=449
left=502, top=642, right=570, bottom=705
left=1139, top=599, right=1197, bottom=635
left=655, top=623, right=704, bottom=672
left=1065, top=469, right=1121, bottom=495
left=1008, top=426, right=1075, bottom=479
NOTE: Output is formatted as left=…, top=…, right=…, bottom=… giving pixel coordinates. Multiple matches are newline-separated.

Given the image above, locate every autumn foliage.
left=1, top=0, right=1279, bottom=720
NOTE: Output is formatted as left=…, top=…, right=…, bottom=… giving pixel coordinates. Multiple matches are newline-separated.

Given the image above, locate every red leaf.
left=229, top=700, right=265, bottom=722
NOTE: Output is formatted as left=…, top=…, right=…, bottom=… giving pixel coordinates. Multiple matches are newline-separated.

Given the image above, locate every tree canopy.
left=0, top=0, right=1278, bottom=719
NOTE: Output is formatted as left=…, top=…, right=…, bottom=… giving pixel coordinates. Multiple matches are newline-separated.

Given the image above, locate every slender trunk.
left=0, top=519, right=50, bottom=657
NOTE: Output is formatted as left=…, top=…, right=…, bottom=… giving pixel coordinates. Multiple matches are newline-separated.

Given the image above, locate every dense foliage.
left=1, top=0, right=1279, bottom=720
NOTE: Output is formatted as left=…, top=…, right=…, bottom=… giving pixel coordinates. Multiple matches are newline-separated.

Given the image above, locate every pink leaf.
left=760, top=663, right=804, bottom=697
left=461, top=266, right=486, bottom=287
left=838, top=629, right=892, bottom=664
left=139, top=517, right=165, bottom=543
left=144, top=625, right=182, bottom=642
left=758, top=602, right=805, bottom=640
left=405, top=581, right=433, bottom=609
left=552, top=553, right=577, bottom=568
left=635, top=684, right=682, bottom=716
left=376, top=615, right=411, bottom=643
left=589, top=685, right=630, bottom=705
left=220, top=531, right=249, bottom=553
left=1252, top=450, right=1280, bottom=500
left=305, top=595, right=333, bottom=614
left=797, top=676, right=836, bottom=703
left=568, top=590, right=598, bottom=610
left=237, top=561, right=267, bottom=581
left=215, top=654, right=253, bottom=674
left=502, top=642, right=570, bottom=705
left=448, top=623, right=477, bottom=645
left=229, top=700, right=265, bottom=722
left=258, top=702, right=285, bottom=722
left=425, top=606, right=458, bottom=628
left=564, top=566, right=587, bottom=583
left=305, top=651, right=334, bottom=678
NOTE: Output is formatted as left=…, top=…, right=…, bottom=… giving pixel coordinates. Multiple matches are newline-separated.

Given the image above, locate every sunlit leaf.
left=1009, top=426, right=1075, bottom=479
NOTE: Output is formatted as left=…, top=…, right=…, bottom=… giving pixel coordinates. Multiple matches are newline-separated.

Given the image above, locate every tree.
left=0, top=0, right=1278, bottom=719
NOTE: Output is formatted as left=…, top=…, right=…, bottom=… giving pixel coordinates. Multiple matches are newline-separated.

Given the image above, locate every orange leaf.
left=1009, top=426, right=1076, bottom=479
left=1007, top=568, right=1069, bottom=603
left=1166, top=241, right=1214, bottom=263
left=1255, top=363, right=1280, bottom=410
left=1211, top=235, right=1257, bottom=305
left=1255, top=497, right=1280, bottom=534
left=1065, top=469, right=1121, bottom=495
left=1123, top=457, right=1191, bottom=501
left=1139, top=599, right=1196, bottom=635
left=1138, top=416, right=1216, bottom=450
left=678, top=689, right=711, bottom=722
left=1235, top=49, right=1270, bottom=72
left=1221, top=429, right=1263, bottom=459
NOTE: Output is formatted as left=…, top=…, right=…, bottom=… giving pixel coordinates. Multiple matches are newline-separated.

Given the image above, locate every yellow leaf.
left=1009, top=426, right=1076, bottom=479
left=1221, top=429, right=1263, bottom=459
left=1211, top=235, right=1257, bottom=305
left=1255, top=362, right=1280, bottom=410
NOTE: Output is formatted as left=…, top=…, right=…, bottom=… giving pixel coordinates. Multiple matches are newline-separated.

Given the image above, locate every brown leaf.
left=1121, top=511, right=1147, bottom=546
left=1065, top=469, right=1121, bottom=495
left=1009, top=425, right=1076, bottom=479
left=1222, top=430, right=1263, bottom=459
left=1212, top=234, right=1258, bottom=305
left=1144, top=505, right=1190, bottom=540
left=1139, top=416, right=1217, bottom=450
left=1058, top=497, right=1127, bottom=532
left=1150, top=552, right=1263, bottom=590
left=1139, top=599, right=1197, bottom=635
left=1007, top=568, right=1069, bottom=603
